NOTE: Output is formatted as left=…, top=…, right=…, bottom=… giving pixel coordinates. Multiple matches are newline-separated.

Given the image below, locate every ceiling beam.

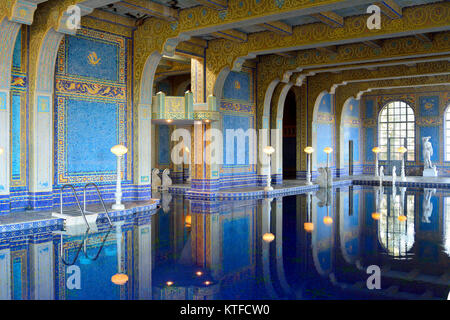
left=317, top=46, right=337, bottom=55
left=362, top=40, right=383, bottom=49
left=195, top=0, right=227, bottom=10
left=183, top=37, right=208, bottom=48
left=212, top=29, right=247, bottom=43
left=275, top=52, right=296, bottom=58
left=311, top=11, right=344, bottom=28
left=415, top=33, right=433, bottom=43
left=116, top=0, right=178, bottom=21
left=258, top=20, right=292, bottom=36
left=375, top=0, right=402, bottom=19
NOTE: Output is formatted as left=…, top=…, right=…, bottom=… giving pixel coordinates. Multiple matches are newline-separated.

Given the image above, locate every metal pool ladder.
left=83, top=182, right=113, bottom=227
left=60, top=184, right=90, bottom=230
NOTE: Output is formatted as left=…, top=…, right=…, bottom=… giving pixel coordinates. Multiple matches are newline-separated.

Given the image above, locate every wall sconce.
left=111, top=144, right=128, bottom=210
left=304, top=146, right=314, bottom=185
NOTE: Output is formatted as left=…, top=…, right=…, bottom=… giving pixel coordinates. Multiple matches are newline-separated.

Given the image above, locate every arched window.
left=378, top=101, right=415, bottom=161
left=444, top=105, right=450, bottom=161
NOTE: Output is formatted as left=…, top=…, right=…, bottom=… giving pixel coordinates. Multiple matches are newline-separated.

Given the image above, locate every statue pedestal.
left=423, top=167, right=437, bottom=177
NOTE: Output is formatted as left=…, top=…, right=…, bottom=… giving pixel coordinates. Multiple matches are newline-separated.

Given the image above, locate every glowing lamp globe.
left=262, top=232, right=275, bottom=243
left=372, top=147, right=380, bottom=154
left=196, top=271, right=203, bottom=277
left=372, top=212, right=381, bottom=220
left=398, top=215, right=407, bottom=222
left=263, top=146, right=275, bottom=155
left=204, top=281, right=211, bottom=286
left=304, top=222, right=314, bottom=233
left=166, top=281, right=174, bottom=286
left=111, top=273, right=128, bottom=285
left=111, top=144, right=128, bottom=156
left=323, top=216, right=333, bottom=225
left=397, top=146, right=407, bottom=154
left=185, top=215, right=192, bottom=227
left=304, top=146, right=314, bottom=154
left=324, top=147, right=333, bottom=154
left=0, top=147, right=4, bottom=156
left=166, top=119, right=173, bottom=123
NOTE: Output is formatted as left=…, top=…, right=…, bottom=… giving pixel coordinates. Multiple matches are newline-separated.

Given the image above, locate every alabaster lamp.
left=324, top=147, right=333, bottom=169
left=0, top=147, right=4, bottom=156
left=111, top=144, right=128, bottom=210
left=304, top=146, right=314, bottom=185
left=398, top=146, right=407, bottom=181
left=263, top=198, right=275, bottom=243
left=372, top=147, right=381, bottom=177
left=263, top=146, right=275, bottom=192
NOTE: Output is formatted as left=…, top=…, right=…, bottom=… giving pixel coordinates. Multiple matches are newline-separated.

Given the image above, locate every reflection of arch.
left=338, top=188, right=361, bottom=264
left=377, top=193, right=415, bottom=259
left=311, top=91, right=330, bottom=171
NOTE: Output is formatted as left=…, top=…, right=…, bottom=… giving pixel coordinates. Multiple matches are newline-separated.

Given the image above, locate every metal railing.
left=60, top=184, right=90, bottom=230
left=83, top=183, right=113, bottom=227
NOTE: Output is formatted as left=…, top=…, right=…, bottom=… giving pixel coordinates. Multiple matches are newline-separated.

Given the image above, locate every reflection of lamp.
left=372, top=212, right=381, bottom=220
left=397, top=146, right=407, bottom=181
left=323, top=216, right=333, bottom=225
left=323, top=190, right=333, bottom=225
left=166, top=281, right=174, bottom=286
left=111, top=144, right=128, bottom=210
left=263, top=146, right=275, bottom=192
left=111, top=222, right=128, bottom=286
left=324, top=147, right=333, bottom=170
left=304, top=147, right=314, bottom=185
left=398, top=215, right=407, bottom=222
left=263, top=198, right=275, bottom=242
left=304, top=192, right=314, bottom=232
left=166, top=119, right=173, bottom=123
left=263, top=233, right=275, bottom=243
left=184, top=146, right=191, bottom=182
left=372, top=147, right=380, bottom=177
left=185, top=214, right=192, bottom=228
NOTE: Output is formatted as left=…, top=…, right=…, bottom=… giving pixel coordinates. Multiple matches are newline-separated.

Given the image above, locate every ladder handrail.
left=60, top=184, right=90, bottom=230
left=83, top=183, right=113, bottom=227
left=82, top=226, right=113, bottom=261
left=59, top=230, right=89, bottom=266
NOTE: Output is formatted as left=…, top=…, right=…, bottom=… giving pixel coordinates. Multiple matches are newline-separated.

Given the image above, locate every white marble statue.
left=151, top=169, right=161, bottom=190
left=422, top=137, right=438, bottom=176
left=161, top=192, right=172, bottom=213
left=161, top=168, right=172, bottom=190
left=422, top=188, right=436, bottom=223
left=317, top=167, right=328, bottom=188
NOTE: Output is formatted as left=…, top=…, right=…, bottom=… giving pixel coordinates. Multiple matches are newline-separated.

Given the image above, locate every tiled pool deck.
left=0, top=199, right=160, bottom=237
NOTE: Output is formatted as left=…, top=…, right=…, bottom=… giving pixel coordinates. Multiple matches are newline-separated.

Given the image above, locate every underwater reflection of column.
left=274, top=198, right=292, bottom=296
left=111, top=221, right=128, bottom=286
left=137, top=221, right=152, bottom=299
left=304, top=192, right=314, bottom=232
left=30, top=236, right=54, bottom=299
left=0, top=248, right=11, bottom=299
left=261, top=198, right=278, bottom=298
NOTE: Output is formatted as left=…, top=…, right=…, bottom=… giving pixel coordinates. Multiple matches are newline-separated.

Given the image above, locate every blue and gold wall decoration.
left=420, top=96, right=439, bottom=117
left=54, top=27, right=131, bottom=186
left=220, top=66, right=256, bottom=187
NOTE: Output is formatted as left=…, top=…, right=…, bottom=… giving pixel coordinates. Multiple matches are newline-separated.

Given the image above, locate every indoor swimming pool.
left=0, top=185, right=449, bottom=300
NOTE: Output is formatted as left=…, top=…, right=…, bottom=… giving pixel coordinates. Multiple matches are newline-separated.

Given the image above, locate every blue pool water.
left=0, top=185, right=449, bottom=300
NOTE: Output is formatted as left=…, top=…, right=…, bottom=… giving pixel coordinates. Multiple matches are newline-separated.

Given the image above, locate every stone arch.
left=175, top=78, right=191, bottom=96
left=338, top=97, right=361, bottom=176
left=212, top=67, right=230, bottom=101
left=311, top=90, right=330, bottom=172
left=0, top=18, right=21, bottom=196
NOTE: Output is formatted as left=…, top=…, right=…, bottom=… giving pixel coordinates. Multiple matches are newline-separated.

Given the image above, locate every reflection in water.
left=0, top=187, right=449, bottom=300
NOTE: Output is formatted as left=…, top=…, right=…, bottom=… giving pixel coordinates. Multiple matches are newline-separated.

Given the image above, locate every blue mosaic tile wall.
left=220, top=67, right=257, bottom=188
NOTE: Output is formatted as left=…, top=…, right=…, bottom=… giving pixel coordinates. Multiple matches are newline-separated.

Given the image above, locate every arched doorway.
left=282, top=90, right=297, bottom=179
